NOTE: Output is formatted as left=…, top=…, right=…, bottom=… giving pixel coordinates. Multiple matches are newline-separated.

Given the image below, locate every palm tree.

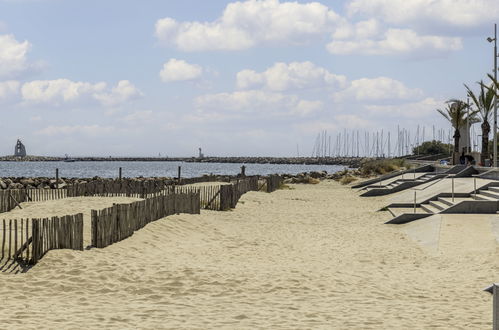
left=437, top=100, right=479, bottom=163
left=485, top=73, right=499, bottom=92
left=465, top=81, right=496, bottom=163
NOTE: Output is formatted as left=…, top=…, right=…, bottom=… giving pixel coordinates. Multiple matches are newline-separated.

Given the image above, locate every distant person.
left=465, top=154, right=474, bottom=165
left=459, top=151, right=466, bottom=165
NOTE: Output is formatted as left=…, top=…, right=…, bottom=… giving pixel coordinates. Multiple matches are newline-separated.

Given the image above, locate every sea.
left=0, top=161, right=346, bottom=178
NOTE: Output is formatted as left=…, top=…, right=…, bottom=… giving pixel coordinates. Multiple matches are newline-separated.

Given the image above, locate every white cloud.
left=236, top=61, right=347, bottom=91
left=35, top=124, right=115, bottom=136
left=346, top=0, right=499, bottom=33
left=159, top=58, right=203, bottom=82
left=334, top=114, right=371, bottom=129
left=195, top=90, right=323, bottom=116
left=93, top=80, right=143, bottom=106
left=365, top=97, right=444, bottom=118
left=21, top=79, right=105, bottom=104
left=327, top=28, right=462, bottom=56
left=333, top=77, right=424, bottom=102
left=21, top=79, right=142, bottom=106
left=0, top=80, right=20, bottom=101
left=0, top=34, right=31, bottom=78
left=155, top=0, right=342, bottom=51
left=332, top=19, right=382, bottom=40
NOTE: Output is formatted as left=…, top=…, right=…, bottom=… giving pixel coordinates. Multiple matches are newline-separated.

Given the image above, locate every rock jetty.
left=0, top=170, right=358, bottom=190
left=0, top=155, right=365, bottom=167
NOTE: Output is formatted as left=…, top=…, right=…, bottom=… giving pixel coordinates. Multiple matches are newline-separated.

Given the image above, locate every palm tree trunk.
left=481, top=121, right=490, bottom=165
left=453, top=128, right=460, bottom=164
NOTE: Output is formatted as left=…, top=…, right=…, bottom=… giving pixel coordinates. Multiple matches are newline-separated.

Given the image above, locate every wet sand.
left=0, top=181, right=495, bottom=329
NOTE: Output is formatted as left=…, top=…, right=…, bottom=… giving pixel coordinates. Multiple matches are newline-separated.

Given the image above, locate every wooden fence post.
left=56, top=168, right=59, bottom=189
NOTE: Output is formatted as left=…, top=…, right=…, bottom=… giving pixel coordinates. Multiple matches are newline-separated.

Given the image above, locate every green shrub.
left=413, top=140, right=452, bottom=155
left=340, top=175, right=358, bottom=185
left=359, top=158, right=409, bottom=176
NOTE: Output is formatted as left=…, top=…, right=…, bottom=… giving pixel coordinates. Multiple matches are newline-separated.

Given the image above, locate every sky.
left=0, top=0, right=498, bottom=157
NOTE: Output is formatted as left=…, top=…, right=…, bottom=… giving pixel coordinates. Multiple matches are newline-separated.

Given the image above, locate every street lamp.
left=488, top=24, right=498, bottom=167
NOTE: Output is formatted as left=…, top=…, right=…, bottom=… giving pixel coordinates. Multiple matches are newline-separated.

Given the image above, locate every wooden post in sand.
left=452, top=177, right=455, bottom=202
left=55, top=168, right=59, bottom=189
left=494, top=284, right=499, bottom=330
left=485, top=284, right=499, bottom=330
left=119, top=167, right=122, bottom=181
left=413, top=190, right=416, bottom=213
left=178, top=166, right=181, bottom=183
left=474, top=177, right=477, bottom=199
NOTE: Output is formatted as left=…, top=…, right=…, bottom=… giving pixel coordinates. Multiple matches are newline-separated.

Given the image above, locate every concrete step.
left=480, top=190, right=499, bottom=200
left=429, top=200, right=448, bottom=211
left=438, top=197, right=454, bottom=206
left=489, top=186, right=499, bottom=193
left=420, top=203, right=440, bottom=214
left=474, top=193, right=497, bottom=201
left=388, top=207, right=421, bottom=217
left=439, top=197, right=471, bottom=205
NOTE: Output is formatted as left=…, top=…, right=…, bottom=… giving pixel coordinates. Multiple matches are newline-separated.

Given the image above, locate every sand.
left=0, top=181, right=496, bottom=329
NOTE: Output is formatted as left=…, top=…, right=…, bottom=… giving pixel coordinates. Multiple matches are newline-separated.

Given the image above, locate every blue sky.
left=0, top=0, right=497, bottom=157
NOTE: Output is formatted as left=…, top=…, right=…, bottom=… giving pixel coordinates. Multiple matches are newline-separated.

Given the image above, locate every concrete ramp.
left=402, top=214, right=498, bottom=256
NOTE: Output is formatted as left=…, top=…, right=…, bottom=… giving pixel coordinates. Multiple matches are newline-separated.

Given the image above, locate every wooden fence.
left=67, top=179, right=171, bottom=198
left=26, top=189, right=68, bottom=202
left=174, top=176, right=259, bottom=211
left=266, top=175, right=283, bottom=193
left=31, top=214, right=84, bottom=264
left=174, top=184, right=223, bottom=210
left=91, top=192, right=200, bottom=248
left=1, top=213, right=83, bottom=269
left=0, top=189, right=69, bottom=214
left=0, top=190, right=26, bottom=213
left=220, top=177, right=259, bottom=210
left=178, top=175, right=230, bottom=185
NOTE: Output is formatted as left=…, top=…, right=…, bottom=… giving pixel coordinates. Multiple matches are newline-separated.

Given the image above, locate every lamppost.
left=487, top=24, right=498, bottom=167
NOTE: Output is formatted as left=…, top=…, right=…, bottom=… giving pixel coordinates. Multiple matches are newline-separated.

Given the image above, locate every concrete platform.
left=388, top=177, right=495, bottom=204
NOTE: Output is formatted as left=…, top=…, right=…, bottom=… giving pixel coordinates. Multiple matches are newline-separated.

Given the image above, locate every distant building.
left=14, top=139, right=26, bottom=157
left=198, top=147, right=204, bottom=159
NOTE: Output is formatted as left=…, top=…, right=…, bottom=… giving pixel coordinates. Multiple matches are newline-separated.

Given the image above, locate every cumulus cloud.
left=333, top=77, right=424, bottom=102
left=346, top=0, right=499, bottom=34
left=365, top=97, right=444, bottom=118
left=0, top=34, right=32, bottom=78
left=21, top=79, right=142, bottom=106
left=195, top=90, right=323, bottom=116
left=35, top=124, right=115, bottom=136
left=0, top=80, right=20, bottom=101
left=327, top=28, right=462, bottom=57
left=159, top=58, right=203, bottom=82
left=155, top=0, right=342, bottom=51
left=22, top=79, right=105, bottom=104
left=236, top=61, right=347, bottom=91
left=93, top=80, right=143, bottom=106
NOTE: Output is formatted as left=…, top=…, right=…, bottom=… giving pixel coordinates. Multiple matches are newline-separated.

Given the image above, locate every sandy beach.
left=0, top=181, right=495, bottom=329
